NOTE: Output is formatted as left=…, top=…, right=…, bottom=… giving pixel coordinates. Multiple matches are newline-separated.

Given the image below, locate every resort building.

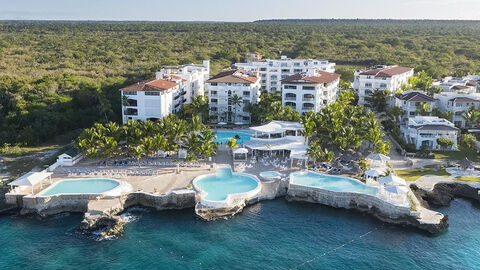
left=234, top=55, right=336, bottom=93
left=353, top=65, right=414, bottom=106
left=432, top=76, right=479, bottom=94
left=400, top=116, right=458, bottom=150
left=120, top=61, right=209, bottom=123
left=394, top=91, right=437, bottom=123
left=281, top=70, right=341, bottom=114
left=434, top=92, right=480, bottom=128
left=206, top=69, right=261, bottom=124
left=245, top=52, right=263, bottom=62
left=120, top=76, right=184, bottom=123
left=155, top=60, right=210, bottom=104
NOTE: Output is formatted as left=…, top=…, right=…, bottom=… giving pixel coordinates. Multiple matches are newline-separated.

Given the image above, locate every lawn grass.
left=433, top=145, right=479, bottom=161
left=454, top=176, right=480, bottom=182
left=394, top=167, right=450, bottom=181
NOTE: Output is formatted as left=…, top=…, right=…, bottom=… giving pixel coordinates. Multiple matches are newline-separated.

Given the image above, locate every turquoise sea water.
left=1, top=199, right=479, bottom=269
left=40, top=179, right=119, bottom=196
left=213, top=131, right=252, bottom=144
left=291, top=171, right=378, bottom=195
left=194, top=168, right=258, bottom=201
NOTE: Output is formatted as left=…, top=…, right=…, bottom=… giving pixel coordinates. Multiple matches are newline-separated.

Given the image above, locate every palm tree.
left=416, top=102, right=431, bottom=116
left=462, top=109, right=480, bottom=129
left=302, top=111, right=316, bottom=144
left=230, top=93, right=242, bottom=123
left=386, top=106, right=404, bottom=123
left=191, top=115, right=205, bottom=133
left=225, top=138, right=239, bottom=153
left=367, top=89, right=390, bottom=112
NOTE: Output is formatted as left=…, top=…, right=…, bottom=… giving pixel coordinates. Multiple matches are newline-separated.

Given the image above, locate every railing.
left=302, top=98, right=314, bottom=101
left=302, top=107, right=314, bottom=111
left=284, top=97, right=296, bottom=100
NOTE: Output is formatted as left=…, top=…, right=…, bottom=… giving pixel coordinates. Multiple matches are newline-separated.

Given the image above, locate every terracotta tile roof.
left=451, top=85, right=470, bottom=90
left=120, top=78, right=178, bottom=92
left=396, top=92, right=436, bottom=102
left=281, top=70, right=340, bottom=84
left=466, top=80, right=478, bottom=87
left=207, top=69, right=259, bottom=84
left=449, top=97, right=480, bottom=103
left=359, top=66, right=413, bottom=77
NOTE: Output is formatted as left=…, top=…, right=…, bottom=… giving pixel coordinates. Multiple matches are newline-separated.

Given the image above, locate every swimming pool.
left=39, top=178, right=120, bottom=196
left=290, top=171, right=378, bottom=195
left=214, top=130, right=252, bottom=144
left=193, top=167, right=260, bottom=202
left=259, top=171, right=282, bottom=179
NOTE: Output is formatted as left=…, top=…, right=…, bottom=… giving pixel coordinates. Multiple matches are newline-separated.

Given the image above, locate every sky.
left=1, top=0, right=479, bottom=21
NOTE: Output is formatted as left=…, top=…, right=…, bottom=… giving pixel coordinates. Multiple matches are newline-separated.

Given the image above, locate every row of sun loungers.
left=65, top=168, right=166, bottom=177
left=96, top=160, right=206, bottom=167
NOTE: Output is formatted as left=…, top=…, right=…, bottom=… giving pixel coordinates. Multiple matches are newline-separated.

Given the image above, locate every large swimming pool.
left=290, top=171, right=378, bottom=195
left=39, top=178, right=120, bottom=196
left=193, top=167, right=259, bottom=201
left=214, top=130, right=252, bottom=144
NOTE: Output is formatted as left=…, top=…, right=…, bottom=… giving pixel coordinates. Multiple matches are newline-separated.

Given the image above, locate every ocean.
left=1, top=199, right=479, bottom=269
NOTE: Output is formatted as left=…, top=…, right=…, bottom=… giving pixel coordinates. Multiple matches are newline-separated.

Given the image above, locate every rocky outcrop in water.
left=410, top=181, right=480, bottom=206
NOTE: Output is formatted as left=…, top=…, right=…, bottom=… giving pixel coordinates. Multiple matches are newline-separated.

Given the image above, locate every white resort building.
left=155, top=60, right=210, bottom=104
left=432, top=76, right=479, bottom=94
left=120, top=61, right=210, bottom=123
left=120, top=76, right=183, bottom=123
left=353, top=65, right=414, bottom=106
left=235, top=55, right=336, bottom=93
left=400, top=116, right=458, bottom=150
left=281, top=70, right=341, bottom=114
left=243, top=121, right=308, bottom=166
left=206, top=69, right=261, bottom=124
left=394, top=91, right=437, bottom=123
left=434, top=92, right=480, bottom=128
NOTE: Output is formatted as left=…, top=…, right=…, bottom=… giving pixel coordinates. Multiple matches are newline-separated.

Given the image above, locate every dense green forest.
left=1, top=20, right=480, bottom=146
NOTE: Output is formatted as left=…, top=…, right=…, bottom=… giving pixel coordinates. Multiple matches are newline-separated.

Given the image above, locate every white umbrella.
left=218, top=122, right=227, bottom=125
left=234, top=122, right=244, bottom=125
left=365, top=169, right=382, bottom=178
left=367, top=153, right=391, bottom=162
left=385, top=185, right=409, bottom=194
left=378, top=175, right=406, bottom=186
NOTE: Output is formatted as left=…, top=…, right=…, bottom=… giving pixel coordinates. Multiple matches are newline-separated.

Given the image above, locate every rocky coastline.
left=410, top=180, right=480, bottom=206
left=4, top=176, right=473, bottom=238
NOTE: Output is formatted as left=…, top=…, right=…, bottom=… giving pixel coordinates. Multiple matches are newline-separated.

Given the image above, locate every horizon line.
left=1, top=18, right=480, bottom=23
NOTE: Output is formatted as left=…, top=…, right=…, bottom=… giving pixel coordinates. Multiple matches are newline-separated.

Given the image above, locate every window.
left=366, top=76, right=371, bottom=79
left=261, top=80, right=266, bottom=84
left=281, top=69, right=290, bottom=73
left=302, top=86, right=315, bottom=90
left=126, top=99, right=137, bottom=106
left=365, top=83, right=372, bottom=88
left=294, top=69, right=303, bottom=73
left=260, top=68, right=267, bottom=71
left=243, top=91, right=250, bottom=96
left=210, top=83, right=218, bottom=86
left=123, top=91, right=137, bottom=95
left=271, top=82, right=277, bottom=86
left=145, top=91, right=160, bottom=96
left=243, top=116, right=250, bottom=121
left=294, top=63, right=301, bottom=67
left=380, top=83, right=387, bottom=88
left=210, top=98, right=218, bottom=103
left=284, top=85, right=297, bottom=90
left=211, top=91, right=217, bottom=95
left=210, top=107, right=218, bottom=112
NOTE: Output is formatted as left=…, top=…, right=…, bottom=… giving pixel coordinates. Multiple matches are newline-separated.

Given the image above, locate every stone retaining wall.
left=287, top=183, right=411, bottom=218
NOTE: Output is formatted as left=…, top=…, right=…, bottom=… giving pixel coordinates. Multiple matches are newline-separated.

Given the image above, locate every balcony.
left=284, top=97, right=296, bottom=101
left=302, top=98, right=314, bottom=102
left=181, top=91, right=187, bottom=95
left=302, top=107, right=314, bottom=111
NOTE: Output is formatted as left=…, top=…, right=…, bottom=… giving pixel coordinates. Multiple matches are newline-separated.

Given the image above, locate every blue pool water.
left=194, top=167, right=258, bottom=201
left=291, top=171, right=378, bottom=195
left=1, top=199, right=479, bottom=269
left=214, top=130, right=252, bottom=144
left=260, top=171, right=282, bottom=178
left=40, top=178, right=120, bottom=196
